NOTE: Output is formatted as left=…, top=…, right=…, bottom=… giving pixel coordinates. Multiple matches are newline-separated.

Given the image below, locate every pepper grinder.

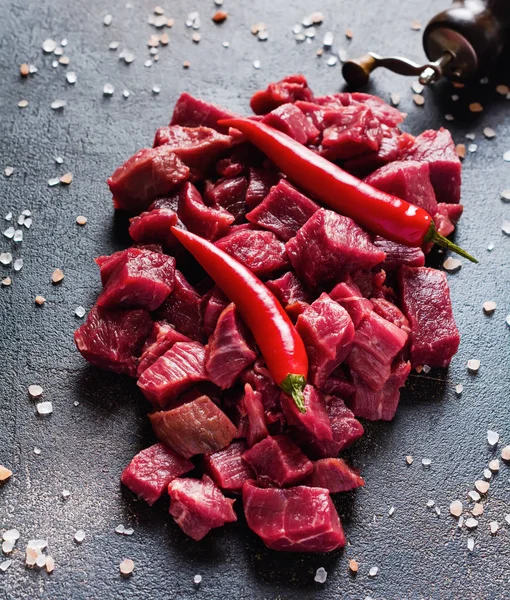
left=342, top=0, right=510, bottom=87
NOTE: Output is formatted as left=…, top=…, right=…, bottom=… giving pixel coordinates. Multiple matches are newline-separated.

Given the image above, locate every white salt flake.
left=468, top=490, right=481, bottom=502
left=426, top=499, right=435, bottom=508
left=314, top=567, right=327, bottom=583
left=468, top=143, right=478, bottom=153
left=24, top=217, right=32, bottom=229
left=466, top=133, right=476, bottom=140
left=123, top=89, right=130, bottom=99
left=50, top=99, right=66, bottom=110
left=60, top=38, right=68, bottom=47
left=253, top=60, right=261, bottom=70
left=123, top=527, right=134, bottom=536
left=0, top=253, right=12, bottom=265
left=338, top=48, right=348, bottom=63
left=28, top=539, right=47, bottom=551
left=103, top=14, right=113, bottom=26
left=109, top=41, right=120, bottom=50
left=323, top=32, right=334, bottom=48
left=34, top=447, right=41, bottom=455
left=406, top=455, right=413, bottom=465
left=458, top=515, right=464, bottom=528
left=28, top=384, right=43, bottom=398
left=46, top=556, right=55, bottom=573
left=53, top=47, right=63, bottom=57
left=449, top=500, right=463, bottom=517
left=483, top=127, right=496, bottom=139
left=21, top=210, right=31, bottom=217
left=465, top=517, right=478, bottom=530
left=3, top=529, right=20, bottom=543
left=120, top=558, right=134, bottom=576
left=3, top=227, right=15, bottom=239
left=52, top=60, right=58, bottom=68
left=42, top=39, right=57, bottom=53
left=4, top=168, right=13, bottom=177
left=504, top=151, right=510, bottom=162
left=36, top=553, right=47, bottom=568
left=487, top=242, right=494, bottom=251
left=444, top=114, right=454, bottom=121
left=36, top=401, right=53, bottom=415
left=123, top=52, right=135, bottom=64
left=327, top=55, right=338, bottom=67
left=502, top=220, right=510, bottom=235
left=483, top=301, right=497, bottom=314
left=152, top=85, right=161, bottom=94
left=2, top=541, right=14, bottom=554
left=388, top=506, right=395, bottom=517
left=487, top=430, right=499, bottom=446
left=74, top=530, right=85, bottom=544
left=62, top=489, right=71, bottom=499
left=435, top=506, right=441, bottom=517
left=66, top=71, right=77, bottom=84
left=506, top=315, right=510, bottom=328
left=222, top=41, right=230, bottom=48
left=13, top=259, right=23, bottom=272
left=369, top=566, right=379, bottom=577
left=422, top=364, right=431, bottom=374
left=490, top=521, right=499, bottom=535
left=48, top=178, right=60, bottom=186
left=144, top=60, right=152, bottom=68
left=455, top=384, right=463, bottom=396
left=0, top=560, right=12, bottom=572
left=467, top=537, right=475, bottom=551
left=411, top=81, right=424, bottom=94
left=505, top=514, right=510, bottom=526
left=103, top=83, right=114, bottom=96
left=75, top=306, right=86, bottom=318
left=467, top=359, right=480, bottom=373
left=422, top=458, right=431, bottom=467
left=483, top=468, right=492, bottom=480
left=194, top=574, right=202, bottom=585
left=475, top=480, right=490, bottom=495
left=489, top=459, right=500, bottom=472
left=443, top=257, right=462, bottom=273
left=13, top=230, right=22, bottom=242
left=17, top=214, right=25, bottom=226
left=115, top=525, right=125, bottom=535
left=501, top=190, right=510, bottom=202
left=5, top=212, right=12, bottom=220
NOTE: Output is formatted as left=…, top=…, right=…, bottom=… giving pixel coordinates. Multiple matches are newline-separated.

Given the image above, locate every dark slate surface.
left=0, top=1, right=509, bottom=599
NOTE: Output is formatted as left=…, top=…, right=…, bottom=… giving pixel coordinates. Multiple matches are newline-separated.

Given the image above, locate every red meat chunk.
left=74, top=306, right=152, bottom=377
left=204, top=441, right=254, bottom=493
left=326, top=395, right=364, bottom=451
left=346, top=310, right=408, bottom=391
left=178, top=182, right=234, bottom=241
left=243, top=435, right=313, bottom=488
left=137, top=324, right=190, bottom=377
left=240, top=383, right=269, bottom=447
left=246, top=167, right=280, bottom=209
left=365, top=160, right=437, bottom=215
left=96, top=248, right=175, bottom=311
left=153, top=125, right=232, bottom=178
left=168, top=475, right=237, bottom=541
left=403, top=128, right=461, bottom=204
left=434, top=202, right=464, bottom=237
left=294, top=101, right=327, bottom=130
left=202, top=286, right=229, bottom=336
left=170, top=92, right=239, bottom=134
left=121, top=443, right=193, bottom=505
left=350, top=92, right=405, bottom=127
left=250, top=74, right=314, bottom=115
left=138, top=341, right=207, bottom=408
left=246, top=180, right=320, bottom=242
left=329, top=280, right=374, bottom=328
left=373, top=237, right=425, bottom=270
left=304, top=458, right=364, bottom=493
left=156, top=271, right=204, bottom=341
left=150, top=395, right=237, bottom=458
left=286, top=209, right=385, bottom=288
left=243, top=482, right=345, bottom=552
left=242, top=359, right=282, bottom=416
left=215, top=229, right=288, bottom=278
left=108, top=147, right=189, bottom=213
left=399, top=266, right=460, bottom=367
left=296, top=294, right=355, bottom=387
left=350, top=358, right=411, bottom=421
left=280, top=385, right=334, bottom=458
left=262, top=103, right=319, bottom=145
left=266, top=271, right=309, bottom=307
left=96, top=250, right=130, bottom=285
left=129, top=208, right=181, bottom=252
left=205, top=303, right=257, bottom=389
left=206, top=175, right=249, bottom=222
left=321, top=105, right=383, bottom=161
left=320, top=367, right=356, bottom=400
left=370, top=298, right=410, bottom=335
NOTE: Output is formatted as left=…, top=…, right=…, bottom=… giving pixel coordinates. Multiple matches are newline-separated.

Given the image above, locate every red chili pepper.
left=171, top=227, right=309, bottom=412
left=219, top=118, right=477, bottom=263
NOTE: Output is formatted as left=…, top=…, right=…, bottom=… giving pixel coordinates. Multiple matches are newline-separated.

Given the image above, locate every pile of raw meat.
left=75, top=75, right=462, bottom=553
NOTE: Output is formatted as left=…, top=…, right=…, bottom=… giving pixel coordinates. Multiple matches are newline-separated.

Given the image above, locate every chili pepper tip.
left=426, top=224, right=478, bottom=263
left=281, top=374, right=307, bottom=414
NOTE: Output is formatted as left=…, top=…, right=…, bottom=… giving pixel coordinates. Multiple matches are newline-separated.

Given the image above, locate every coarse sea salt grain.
left=103, top=83, right=114, bottom=96
left=490, top=521, right=499, bottom=534
left=505, top=515, right=510, bottom=526
left=28, top=539, right=47, bottom=551
left=74, top=530, right=85, bottom=544
left=0, top=253, right=12, bottom=265
left=115, top=525, right=125, bottom=535
left=502, top=220, right=510, bottom=235
left=483, top=468, right=492, bottom=480
left=489, top=459, right=500, bottom=472
left=36, top=401, right=53, bottom=415
left=369, top=566, right=379, bottom=577
left=120, top=558, right=134, bottom=576
left=487, top=430, right=499, bottom=446
left=465, top=517, right=478, bottom=530
left=62, top=489, right=71, bottom=499
left=426, top=499, right=435, bottom=508
left=467, top=359, right=480, bottom=373
left=467, top=537, right=475, bottom=551
left=314, top=567, right=327, bottom=583
left=0, top=560, right=12, bottom=572
left=468, top=490, right=481, bottom=502
left=2, top=540, right=14, bottom=554
left=501, top=446, right=510, bottom=461
left=422, top=458, right=431, bottom=467
left=75, top=306, right=86, bottom=318
left=3, top=529, right=20, bottom=543
left=472, top=503, right=483, bottom=517
left=194, top=574, right=202, bottom=585
left=450, top=500, right=463, bottom=517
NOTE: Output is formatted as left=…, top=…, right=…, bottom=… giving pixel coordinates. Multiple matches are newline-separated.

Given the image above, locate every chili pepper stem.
left=281, top=374, right=307, bottom=413
left=425, top=223, right=478, bottom=263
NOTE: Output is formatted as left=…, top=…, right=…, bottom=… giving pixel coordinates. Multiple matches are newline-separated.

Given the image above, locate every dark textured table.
left=1, top=1, right=509, bottom=599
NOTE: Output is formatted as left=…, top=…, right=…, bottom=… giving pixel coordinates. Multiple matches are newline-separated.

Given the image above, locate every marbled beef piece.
left=74, top=306, right=152, bottom=377
left=246, top=180, right=320, bottom=242
left=319, top=366, right=356, bottom=400
left=240, top=383, right=269, bottom=447
left=205, top=303, right=257, bottom=389
left=121, top=443, right=193, bottom=505
left=373, top=237, right=425, bottom=270
left=137, top=324, right=190, bottom=377
left=156, top=271, right=204, bottom=341
left=304, top=458, right=364, bottom=493
left=370, top=297, right=411, bottom=336
left=350, top=358, right=411, bottom=421
left=329, top=280, right=374, bottom=327
left=325, top=395, right=364, bottom=451
left=296, top=294, right=355, bottom=388
left=243, top=482, right=345, bottom=552
left=266, top=271, right=309, bottom=308
left=138, top=342, right=207, bottom=408
left=150, top=396, right=237, bottom=458
left=202, top=286, right=229, bottom=336
left=129, top=207, right=181, bottom=252
left=170, top=92, right=239, bottom=134
left=433, top=202, right=464, bottom=237
left=242, top=435, right=313, bottom=488
left=95, top=250, right=130, bottom=285
left=399, top=266, right=460, bottom=367
left=365, top=160, right=437, bottom=215
left=96, top=248, right=175, bottom=311
left=403, top=128, right=461, bottom=204
left=262, top=103, right=319, bottom=145
left=153, top=125, right=233, bottom=178
left=168, top=475, right=237, bottom=541
left=108, top=147, right=189, bottom=213
left=205, top=175, right=249, bottom=222
left=250, top=74, right=314, bottom=115
left=286, top=209, right=385, bottom=288
left=350, top=92, right=405, bottom=127
left=204, top=441, right=254, bottom=493
left=215, top=229, right=288, bottom=278
left=245, top=167, right=280, bottom=209
left=294, top=101, right=327, bottom=130
left=241, top=359, right=282, bottom=416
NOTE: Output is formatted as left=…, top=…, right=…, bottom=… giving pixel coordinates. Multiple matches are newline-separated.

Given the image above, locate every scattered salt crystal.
left=75, top=306, right=86, bottom=318
left=28, top=539, right=47, bottom=551
left=469, top=102, right=483, bottom=113
left=466, top=133, right=476, bottom=140
left=103, top=14, right=113, bottom=26
left=73, top=401, right=79, bottom=407
left=422, top=364, right=431, bottom=374
left=222, top=41, right=230, bottom=48
left=103, top=83, right=114, bottom=96
left=76, top=215, right=87, bottom=225
left=458, top=516, right=464, bottom=528
left=0, top=560, right=12, bottom=572
left=467, top=537, right=475, bottom=551
left=50, top=99, right=66, bottom=110
left=253, top=60, right=261, bottom=70
left=123, top=52, right=135, bottom=64
left=444, top=114, right=454, bottom=121
left=506, top=315, right=510, bottom=327
left=465, top=517, right=478, bottom=530
left=487, top=242, right=494, bottom=251
left=120, top=558, right=134, bottom=576
left=388, top=506, right=395, bottom=517
left=0, top=253, right=12, bottom=265
left=338, top=48, right=348, bottom=63
left=3, top=227, right=15, bottom=239
left=18, top=100, right=28, bottom=108
left=467, top=359, right=480, bottom=373
left=42, top=39, right=57, bottom=53
left=4, top=168, right=13, bottom=178
left=21, top=209, right=31, bottom=217
left=455, top=384, right=463, bottom=396
left=411, top=81, right=424, bottom=94
left=369, top=566, right=378, bottom=577
left=24, top=218, right=32, bottom=229
left=60, top=173, right=73, bottom=185
left=449, top=500, right=463, bottom=517
left=483, top=468, right=492, bottom=480
left=123, top=527, right=134, bottom=536
left=483, top=127, right=496, bottom=139
left=505, top=514, right=510, bottom=526
left=52, top=268, right=64, bottom=283
left=13, top=230, right=23, bottom=242
left=144, top=60, right=152, bottom=68
left=48, top=177, right=60, bottom=186
left=468, top=143, right=477, bottom=153
left=3, top=529, right=20, bottom=542
left=2, top=541, right=14, bottom=554
left=504, top=151, right=510, bottom=162
left=502, top=220, right=510, bottom=235
left=413, top=94, right=425, bottom=106
left=314, top=567, right=327, bottom=583
left=406, top=455, right=413, bottom=465
left=17, top=214, right=25, bottom=226
left=13, top=259, right=23, bottom=272
left=5, top=212, right=12, bottom=220
left=194, top=574, right=202, bottom=585
left=468, top=490, right=481, bottom=502
left=323, top=32, right=334, bottom=48
left=1, top=277, right=11, bottom=286
left=327, top=56, right=338, bottom=67
left=74, top=530, right=85, bottom=544
left=46, top=556, right=55, bottom=573
left=390, top=93, right=400, bottom=107
left=471, top=503, right=483, bottom=517
left=500, top=446, right=510, bottom=461
left=36, top=553, right=47, bottom=568
left=483, top=301, right=497, bottom=315
left=115, top=525, right=125, bottom=535
left=489, top=459, right=500, bottom=472
left=490, top=521, right=499, bottom=535
left=123, top=90, right=130, bottom=99
left=66, top=71, right=77, bottom=84
left=152, top=85, right=161, bottom=94
left=62, top=489, right=71, bottom=499
left=36, top=401, right=53, bottom=415
left=487, top=430, right=499, bottom=446
left=34, top=447, right=41, bottom=455
left=434, top=506, right=441, bottom=517
left=258, top=30, right=269, bottom=41
left=426, top=499, right=435, bottom=508
left=109, top=41, right=119, bottom=50
left=501, top=190, right=510, bottom=202
left=422, top=458, right=431, bottom=467
left=35, top=295, right=46, bottom=305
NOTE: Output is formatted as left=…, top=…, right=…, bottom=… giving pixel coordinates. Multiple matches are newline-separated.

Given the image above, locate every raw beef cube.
left=150, top=395, right=237, bottom=458
left=205, top=303, right=257, bottom=389
left=243, top=435, right=313, bottom=487
left=170, top=92, right=239, bottom=134
left=216, top=156, right=245, bottom=178
left=74, top=306, right=152, bottom=377
left=304, top=458, right=364, bottom=493
left=96, top=250, right=129, bottom=286
left=320, top=367, right=356, bottom=400
left=329, top=280, right=374, bottom=327
left=243, top=482, right=345, bottom=552
left=96, top=248, right=175, bottom=311
left=321, top=105, right=383, bottom=161
left=138, top=342, right=207, bottom=408
left=266, top=271, right=309, bottom=307
left=215, top=229, right=288, bottom=278
left=108, top=147, right=189, bottom=213
left=202, top=286, right=229, bottom=336
left=285, top=301, right=309, bottom=323
left=280, top=385, right=334, bottom=458
left=286, top=209, right=385, bottom=288
left=296, top=294, right=355, bottom=387
left=365, top=160, right=437, bottom=214
left=346, top=310, right=408, bottom=391
left=137, top=325, right=190, bottom=377
left=246, top=167, right=280, bottom=208
left=121, top=443, right=193, bottom=505
left=168, top=475, right=237, bottom=541
left=370, top=298, right=410, bottom=335
left=250, top=74, right=314, bottom=115
left=326, top=395, right=364, bottom=451
left=350, top=358, right=411, bottom=421
left=262, top=103, right=319, bottom=145
left=399, top=266, right=460, bottom=367
left=373, top=237, right=425, bottom=270
left=153, top=125, right=232, bottom=178
left=157, top=271, right=204, bottom=341
left=434, top=202, right=464, bottom=237
left=403, top=128, right=461, bottom=204
left=351, top=92, right=405, bottom=127
left=206, top=176, right=249, bottom=222
left=242, top=360, right=282, bottom=415
left=204, top=441, right=254, bottom=493
left=246, top=180, right=320, bottom=242
left=129, top=208, right=181, bottom=252
left=294, top=101, right=327, bottom=130
left=240, top=383, right=269, bottom=447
